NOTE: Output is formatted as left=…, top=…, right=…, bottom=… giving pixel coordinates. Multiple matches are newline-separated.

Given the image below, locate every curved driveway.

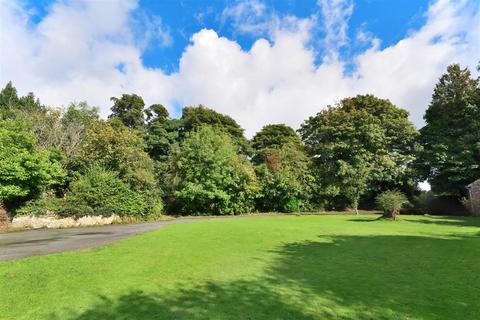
left=0, top=216, right=264, bottom=261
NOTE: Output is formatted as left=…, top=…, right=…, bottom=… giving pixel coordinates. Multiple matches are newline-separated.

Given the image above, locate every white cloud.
left=318, top=0, right=354, bottom=61
left=0, top=0, right=173, bottom=116
left=221, top=0, right=269, bottom=35
left=133, top=13, right=173, bottom=50
left=0, top=0, right=479, bottom=137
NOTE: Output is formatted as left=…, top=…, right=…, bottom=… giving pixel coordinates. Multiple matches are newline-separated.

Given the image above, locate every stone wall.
left=467, top=180, right=480, bottom=216
left=10, top=214, right=122, bottom=230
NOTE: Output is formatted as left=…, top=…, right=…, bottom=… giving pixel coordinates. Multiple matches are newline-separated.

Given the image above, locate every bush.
left=376, top=190, right=409, bottom=220
left=17, top=167, right=163, bottom=219
left=284, top=198, right=300, bottom=213
left=66, top=166, right=148, bottom=217
left=17, top=195, right=66, bottom=216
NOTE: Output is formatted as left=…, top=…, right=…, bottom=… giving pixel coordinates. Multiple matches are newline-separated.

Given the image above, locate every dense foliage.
left=416, top=64, right=480, bottom=197
left=79, top=119, right=157, bottom=190
left=255, top=141, right=313, bottom=212
left=167, top=126, right=258, bottom=215
left=66, top=166, right=159, bottom=217
left=299, top=95, right=418, bottom=211
left=109, top=94, right=146, bottom=130
left=252, top=124, right=302, bottom=152
left=0, top=119, right=64, bottom=210
left=0, top=62, right=478, bottom=218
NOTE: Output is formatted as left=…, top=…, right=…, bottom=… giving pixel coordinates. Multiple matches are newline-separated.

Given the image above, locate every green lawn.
left=1, top=215, right=480, bottom=320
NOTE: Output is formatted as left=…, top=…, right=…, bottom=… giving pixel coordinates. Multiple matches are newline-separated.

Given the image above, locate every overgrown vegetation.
left=0, top=63, right=479, bottom=218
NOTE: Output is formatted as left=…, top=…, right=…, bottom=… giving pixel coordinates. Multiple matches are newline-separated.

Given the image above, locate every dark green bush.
left=19, top=166, right=163, bottom=218
left=65, top=166, right=149, bottom=217
left=17, top=196, right=66, bottom=216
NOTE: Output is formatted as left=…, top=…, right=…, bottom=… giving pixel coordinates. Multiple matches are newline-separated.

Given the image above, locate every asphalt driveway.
left=0, top=217, right=223, bottom=261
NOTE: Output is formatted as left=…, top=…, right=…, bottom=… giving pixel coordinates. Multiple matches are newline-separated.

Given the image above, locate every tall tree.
left=299, top=95, right=418, bottom=210
left=417, top=64, right=480, bottom=197
left=252, top=124, right=302, bottom=150
left=79, top=119, right=156, bottom=190
left=0, top=82, right=19, bottom=110
left=145, top=104, right=180, bottom=162
left=109, top=94, right=145, bottom=130
left=24, top=102, right=98, bottom=164
left=168, top=126, right=258, bottom=215
left=251, top=124, right=302, bottom=163
left=179, top=105, right=252, bottom=154
left=0, top=82, right=44, bottom=115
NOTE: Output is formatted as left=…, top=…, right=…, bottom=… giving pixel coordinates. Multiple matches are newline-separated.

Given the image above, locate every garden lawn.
left=1, top=215, right=480, bottom=320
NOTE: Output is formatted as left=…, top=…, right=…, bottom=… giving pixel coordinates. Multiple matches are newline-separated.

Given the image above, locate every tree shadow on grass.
left=267, top=233, right=480, bottom=319
left=348, top=215, right=480, bottom=228
left=54, top=233, right=480, bottom=320
left=403, top=216, right=480, bottom=228
left=52, top=280, right=319, bottom=320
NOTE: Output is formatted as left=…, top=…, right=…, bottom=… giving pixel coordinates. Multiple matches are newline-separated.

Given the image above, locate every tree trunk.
left=0, top=200, right=9, bottom=231
left=391, top=209, right=398, bottom=221
left=353, top=198, right=359, bottom=215
left=382, top=210, right=398, bottom=220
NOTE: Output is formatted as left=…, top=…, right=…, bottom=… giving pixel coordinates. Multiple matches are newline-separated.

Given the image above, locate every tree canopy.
left=299, top=94, right=418, bottom=209
left=251, top=124, right=303, bottom=164
left=255, top=141, right=313, bottom=212
left=0, top=119, right=65, bottom=209
left=79, top=119, right=156, bottom=190
left=167, top=126, right=258, bottom=215
left=1, top=63, right=477, bottom=218
left=109, top=94, right=146, bottom=130
left=417, top=64, right=480, bottom=197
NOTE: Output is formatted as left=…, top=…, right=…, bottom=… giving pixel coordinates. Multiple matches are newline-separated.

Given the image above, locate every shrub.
left=17, top=196, right=67, bottom=216
left=17, top=167, right=163, bottom=219
left=284, top=198, right=300, bottom=213
left=376, top=190, right=409, bottom=220
left=65, top=166, right=147, bottom=217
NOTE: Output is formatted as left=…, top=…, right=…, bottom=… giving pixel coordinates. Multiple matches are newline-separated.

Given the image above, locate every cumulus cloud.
left=0, top=0, right=478, bottom=137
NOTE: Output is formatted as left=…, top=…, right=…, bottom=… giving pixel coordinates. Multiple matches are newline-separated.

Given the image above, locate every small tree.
left=376, top=190, right=409, bottom=220
left=0, top=119, right=65, bottom=213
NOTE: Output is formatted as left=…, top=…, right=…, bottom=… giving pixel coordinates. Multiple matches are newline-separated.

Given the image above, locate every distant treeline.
left=0, top=63, right=479, bottom=217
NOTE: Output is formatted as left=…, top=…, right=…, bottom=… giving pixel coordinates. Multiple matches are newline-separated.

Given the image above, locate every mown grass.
left=1, top=215, right=480, bottom=319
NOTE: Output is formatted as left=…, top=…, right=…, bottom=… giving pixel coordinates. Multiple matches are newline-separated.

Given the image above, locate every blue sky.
left=1, top=0, right=479, bottom=136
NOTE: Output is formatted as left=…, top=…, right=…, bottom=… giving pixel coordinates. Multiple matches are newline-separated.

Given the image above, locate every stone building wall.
left=467, top=180, right=480, bottom=216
